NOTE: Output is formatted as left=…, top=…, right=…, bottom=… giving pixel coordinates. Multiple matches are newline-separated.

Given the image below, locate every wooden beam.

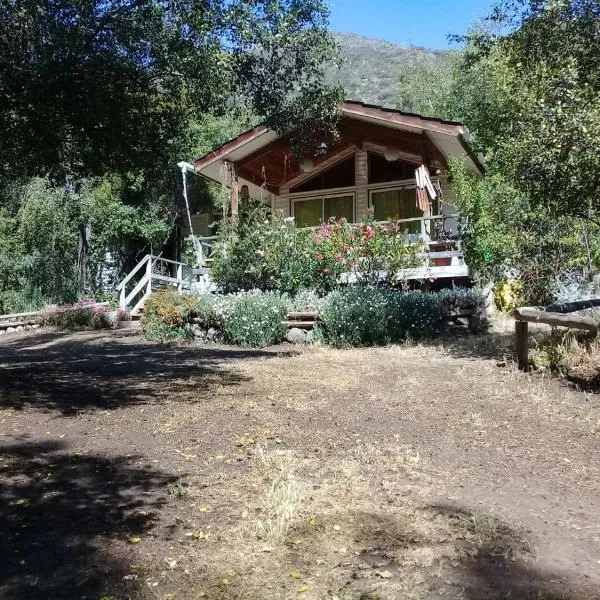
left=514, top=307, right=598, bottom=332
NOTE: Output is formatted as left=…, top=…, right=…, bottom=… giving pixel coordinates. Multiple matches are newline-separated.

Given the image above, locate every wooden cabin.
left=192, top=101, right=484, bottom=281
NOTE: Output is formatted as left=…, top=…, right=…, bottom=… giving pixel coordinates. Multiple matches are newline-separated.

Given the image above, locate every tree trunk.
left=76, top=222, right=91, bottom=294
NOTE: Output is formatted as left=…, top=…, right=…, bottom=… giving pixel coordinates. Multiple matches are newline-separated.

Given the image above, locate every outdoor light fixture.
left=299, top=158, right=314, bottom=173
left=383, top=148, right=401, bottom=162
left=315, top=142, right=328, bottom=158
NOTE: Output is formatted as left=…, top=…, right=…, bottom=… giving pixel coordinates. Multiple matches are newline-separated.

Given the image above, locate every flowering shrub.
left=312, top=212, right=420, bottom=288
left=316, top=287, right=443, bottom=347
left=37, top=300, right=112, bottom=329
left=219, top=291, right=289, bottom=348
left=140, top=289, right=196, bottom=342
left=211, top=203, right=421, bottom=296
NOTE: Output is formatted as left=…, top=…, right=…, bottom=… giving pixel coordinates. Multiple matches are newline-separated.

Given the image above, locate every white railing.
left=117, top=255, right=189, bottom=316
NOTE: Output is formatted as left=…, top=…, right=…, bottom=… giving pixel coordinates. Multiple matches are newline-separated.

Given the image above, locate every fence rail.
left=514, top=303, right=600, bottom=370
left=118, top=255, right=190, bottom=315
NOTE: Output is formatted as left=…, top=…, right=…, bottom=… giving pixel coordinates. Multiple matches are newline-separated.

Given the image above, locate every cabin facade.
left=192, top=101, right=484, bottom=281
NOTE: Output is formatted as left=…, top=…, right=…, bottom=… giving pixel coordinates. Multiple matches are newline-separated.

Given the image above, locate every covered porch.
left=192, top=101, right=484, bottom=281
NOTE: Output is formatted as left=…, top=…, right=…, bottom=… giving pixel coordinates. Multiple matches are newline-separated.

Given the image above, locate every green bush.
left=317, top=287, right=443, bottom=347
left=140, top=289, right=196, bottom=342
left=220, top=292, right=289, bottom=348
left=211, top=202, right=420, bottom=297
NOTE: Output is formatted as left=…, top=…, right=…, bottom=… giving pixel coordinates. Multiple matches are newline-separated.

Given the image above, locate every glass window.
left=293, top=198, right=322, bottom=227
left=371, top=188, right=422, bottom=233
left=324, top=195, right=353, bottom=222
left=291, top=155, right=355, bottom=193
left=293, top=194, right=355, bottom=227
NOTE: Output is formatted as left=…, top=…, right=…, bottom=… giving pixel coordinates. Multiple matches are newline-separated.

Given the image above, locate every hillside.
left=329, top=32, right=451, bottom=108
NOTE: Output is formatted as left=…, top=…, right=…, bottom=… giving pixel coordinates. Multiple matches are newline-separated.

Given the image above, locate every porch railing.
left=117, top=254, right=190, bottom=316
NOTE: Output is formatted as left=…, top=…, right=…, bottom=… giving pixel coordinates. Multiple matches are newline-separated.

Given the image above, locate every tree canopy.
left=456, top=0, right=600, bottom=220
left=0, top=0, right=343, bottom=182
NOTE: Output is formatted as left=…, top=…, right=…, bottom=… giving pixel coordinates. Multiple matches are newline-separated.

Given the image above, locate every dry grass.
left=5, top=329, right=599, bottom=599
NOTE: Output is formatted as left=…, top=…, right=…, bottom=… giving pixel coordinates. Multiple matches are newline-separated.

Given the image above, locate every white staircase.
left=117, top=255, right=191, bottom=316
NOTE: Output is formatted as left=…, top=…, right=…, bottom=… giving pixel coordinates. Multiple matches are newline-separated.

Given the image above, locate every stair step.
left=284, top=321, right=315, bottom=329
left=287, top=311, right=318, bottom=319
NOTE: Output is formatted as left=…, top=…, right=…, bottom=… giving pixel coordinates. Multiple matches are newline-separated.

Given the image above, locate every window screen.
left=324, top=195, right=353, bottom=222
left=293, top=198, right=322, bottom=228
left=371, top=189, right=422, bottom=233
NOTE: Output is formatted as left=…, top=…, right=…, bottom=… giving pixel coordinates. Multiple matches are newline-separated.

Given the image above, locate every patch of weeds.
left=254, top=447, right=303, bottom=544
left=531, top=328, right=587, bottom=375
left=167, top=480, right=191, bottom=500
left=468, top=510, right=499, bottom=544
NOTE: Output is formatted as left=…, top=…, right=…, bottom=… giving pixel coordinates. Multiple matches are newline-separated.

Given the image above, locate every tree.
left=455, top=1, right=600, bottom=221
left=0, top=0, right=343, bottom=183
left=395, top=49, right=460, bottom=119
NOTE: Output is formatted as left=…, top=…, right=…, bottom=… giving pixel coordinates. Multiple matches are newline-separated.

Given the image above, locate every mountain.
left=329, top=32, right=451, bottom=108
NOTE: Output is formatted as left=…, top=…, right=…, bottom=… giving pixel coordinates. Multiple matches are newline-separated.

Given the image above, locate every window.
left=291, top=155, right=355, bottom=193
left=370, top=188, right=422, bottom=233
left=293, top=194, right=354, bottom=227
left=368, top=152, right=416, bottom=184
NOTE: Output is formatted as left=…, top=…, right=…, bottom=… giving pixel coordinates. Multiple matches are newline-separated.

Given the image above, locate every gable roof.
left=193, top=101, right=484, bottom=196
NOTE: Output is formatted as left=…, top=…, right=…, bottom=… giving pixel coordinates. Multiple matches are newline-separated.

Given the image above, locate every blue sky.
left=328, top=0, right=497, bottom=49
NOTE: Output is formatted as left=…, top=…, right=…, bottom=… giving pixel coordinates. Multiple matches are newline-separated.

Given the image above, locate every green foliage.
left=37, top=301, right=113, bottom=329
left=211, top=203, right=420, bottom=296
left=220, top=292, right=289, bottom=348
left=317, top=287, right=443, bottom=347
left=455, top=2, right=600, bottom=221
left=0, top=0, right=342, bottom=182
left=449, top=158, right=597, bottom=304
left=140, top=289, right=196, bottom=342
left=396, top=49, right=461, bottom=118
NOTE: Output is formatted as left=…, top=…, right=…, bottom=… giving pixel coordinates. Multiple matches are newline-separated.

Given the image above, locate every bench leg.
left=515, top=320, right=529, bottom=371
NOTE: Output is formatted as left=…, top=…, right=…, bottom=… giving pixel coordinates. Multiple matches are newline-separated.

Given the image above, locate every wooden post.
left=119, top=285, right=126, bottom=310
left=515, top=320, right=529, bottom=371
left=176, top=262, right=183, bottom=292
left=146, top=255, right=153, bottom=297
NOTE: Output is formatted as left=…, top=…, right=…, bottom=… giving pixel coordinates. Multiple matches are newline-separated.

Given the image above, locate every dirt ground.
left=1, top=325, right=599, bottom=600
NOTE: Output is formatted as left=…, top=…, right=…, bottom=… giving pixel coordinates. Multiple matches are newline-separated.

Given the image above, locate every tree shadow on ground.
left=0, top=330, right=296, bottom=415
left=340, top=503, right=596, bottom=600
left=427, top=328, right=517, bottom=362
left=0, top=438, right=175, bottom=599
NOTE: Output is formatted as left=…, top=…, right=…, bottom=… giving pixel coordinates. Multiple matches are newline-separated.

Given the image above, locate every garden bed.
left=140, top=287, right=488, bottom=348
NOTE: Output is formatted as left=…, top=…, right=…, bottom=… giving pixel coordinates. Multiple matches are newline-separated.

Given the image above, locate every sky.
left=328, top=0, right=497, bottom=50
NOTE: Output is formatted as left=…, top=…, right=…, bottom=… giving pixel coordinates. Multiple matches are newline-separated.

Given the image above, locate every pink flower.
left=342, top=244, right=349, bottom=253
left=335, top=254, right=343, bottom=263
left=315, top=252, right=323, bottom=262
left=323, top=268, right=332, bottom=275
left=362, top=225, right=374, bottom=241
left=318, top=223, right=332, bottom=239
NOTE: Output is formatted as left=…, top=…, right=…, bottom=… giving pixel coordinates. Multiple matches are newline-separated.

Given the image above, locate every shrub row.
left=142, top=288, right=288, bottom=348
left=316, top=287, right=443, bottom=347
left=141, top=287, right=487, bottom=348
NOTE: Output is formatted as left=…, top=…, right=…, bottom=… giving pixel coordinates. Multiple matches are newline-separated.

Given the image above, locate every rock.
left=31, top=324, right=40, bottom=329
left=192, top=324, right=205, bottom=339
left=0, top=329, right=5, bottom=335
left=15, top=325, right=23, bottom=332
left=106, top=310, right=120, bottom=328
left=206, top=327, right=217, bottom=342
left=306, top=329, right=315, bottom=343
left=6, top=327, right=16, bottom=333
left=286, top=327, right=307, bottom=344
